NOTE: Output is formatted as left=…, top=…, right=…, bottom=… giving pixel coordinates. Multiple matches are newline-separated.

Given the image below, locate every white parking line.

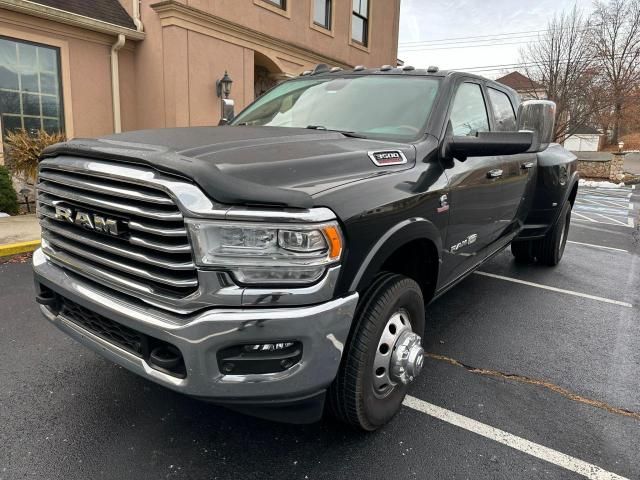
left=595, top=213, right=631, bottom=227
left=567, top=240, right=629, bottom=253
left=573, top=211, right=598, bottom=223
left=403, top=395, right=630, bottom=480
left=573, top=217, right=634, bottom=229
left=581, top=188, right=632, bottom=193
left=580, top=191, right=632, bottom=200
left=570, top=222, right=635, bottom=237
left=474, top=271, right=633, bottom=308
left=577, top=198, right=630, bottom=209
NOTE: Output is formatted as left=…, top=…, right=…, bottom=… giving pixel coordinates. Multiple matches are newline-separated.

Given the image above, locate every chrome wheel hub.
left=372, top=310, right=424, bottom=398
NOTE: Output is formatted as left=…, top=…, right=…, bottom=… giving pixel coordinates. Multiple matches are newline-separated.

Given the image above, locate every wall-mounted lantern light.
left=216, top=71, right=235, bottom=124
left=216, top=71, right=233, bottom=98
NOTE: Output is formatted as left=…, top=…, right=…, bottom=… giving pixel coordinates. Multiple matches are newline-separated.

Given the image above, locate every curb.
left=0, top=240, right=41, bottom=257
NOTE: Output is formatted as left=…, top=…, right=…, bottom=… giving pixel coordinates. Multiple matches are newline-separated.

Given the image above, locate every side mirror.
left=218, top=98, right=235, bottom=125
left=443, top=131, right=534, bottom=162
left=517, top=100, right=556, bottom=152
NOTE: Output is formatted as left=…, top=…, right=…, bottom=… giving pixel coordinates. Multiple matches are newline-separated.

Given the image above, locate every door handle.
left=521, top=162, right=535, bottom=169
left=487, top=169, right=503, bottom=179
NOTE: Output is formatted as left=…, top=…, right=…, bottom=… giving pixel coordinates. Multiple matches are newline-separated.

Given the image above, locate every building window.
left=314, top=0, right=332, bottom=29
left=352, top=0, right=369, bottom=46
left=0, top=37, right=64, bottom=142
left=264, top=0, right=286, bottom=9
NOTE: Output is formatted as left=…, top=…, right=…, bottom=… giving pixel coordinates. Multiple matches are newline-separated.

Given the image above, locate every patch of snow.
left=578, top=179, right=625, bottom=188
left=0, top=212, right=8, bottom=218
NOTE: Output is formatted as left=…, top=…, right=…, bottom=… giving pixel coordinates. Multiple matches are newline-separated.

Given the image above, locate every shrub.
left=4, top=129, right=66, bottom=183
left=0, top=165, right=19, bottom=215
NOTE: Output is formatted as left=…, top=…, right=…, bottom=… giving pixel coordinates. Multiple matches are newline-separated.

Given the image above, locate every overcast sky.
left=398, top=0, right=595, bottom=78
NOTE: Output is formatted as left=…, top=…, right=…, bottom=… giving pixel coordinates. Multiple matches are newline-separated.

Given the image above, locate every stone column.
left=609, top=153, right=626, bottom=182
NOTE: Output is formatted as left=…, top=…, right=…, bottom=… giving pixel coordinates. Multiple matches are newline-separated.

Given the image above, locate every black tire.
left=536, top=201, right=572, bottom=266
left=511, top=240, right=535, bottom=263
left=328, top=273, right=425, bottom=431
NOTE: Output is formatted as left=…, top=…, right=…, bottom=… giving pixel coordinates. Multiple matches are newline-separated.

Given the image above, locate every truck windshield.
left=231, top=76, right=441, bottom=141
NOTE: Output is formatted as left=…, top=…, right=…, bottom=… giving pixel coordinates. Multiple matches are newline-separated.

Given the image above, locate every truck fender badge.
left=450, top=234, right=478, bottom=253
left=368, top=150, right=408, bottom=167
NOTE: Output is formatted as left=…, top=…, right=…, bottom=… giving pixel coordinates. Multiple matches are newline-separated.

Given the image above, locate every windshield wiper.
left=305, top=125, right=367, bottom=139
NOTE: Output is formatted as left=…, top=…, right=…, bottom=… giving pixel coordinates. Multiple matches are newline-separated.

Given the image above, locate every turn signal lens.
left=323, top=225, right=343, bottom=260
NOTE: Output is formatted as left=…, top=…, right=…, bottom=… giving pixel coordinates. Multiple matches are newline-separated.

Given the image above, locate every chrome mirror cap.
left=517, top=100, right=556, bottom=152
left=219, top=98, right=235, bottom=125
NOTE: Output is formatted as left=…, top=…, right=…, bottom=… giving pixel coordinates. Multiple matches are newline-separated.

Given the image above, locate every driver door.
left=486, top=86, right=538, bottom=236
left=439, top=80, right=509, bottom=286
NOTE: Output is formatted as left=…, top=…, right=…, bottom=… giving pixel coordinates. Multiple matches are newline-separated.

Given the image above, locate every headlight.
left=186, top=220, right=343, bottom=285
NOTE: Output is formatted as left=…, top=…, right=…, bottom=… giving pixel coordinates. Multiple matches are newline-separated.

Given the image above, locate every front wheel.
left=328, top=273, right=425, bottom=431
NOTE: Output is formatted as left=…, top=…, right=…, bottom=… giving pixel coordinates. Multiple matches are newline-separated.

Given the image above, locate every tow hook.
left=35, top=286, right=60, bottom=314
left=149, top=345, right=183, bottom=371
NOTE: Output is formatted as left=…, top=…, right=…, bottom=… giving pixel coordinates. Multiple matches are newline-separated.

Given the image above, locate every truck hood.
left=42, top=126, right=416, bottom=209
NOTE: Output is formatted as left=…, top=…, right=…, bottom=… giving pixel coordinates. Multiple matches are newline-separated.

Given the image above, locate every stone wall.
left=577, top=160, right=611, bottom=179
left=576, top=153, right=627, bottom=181
left=609, top=153, right=625, bottom=182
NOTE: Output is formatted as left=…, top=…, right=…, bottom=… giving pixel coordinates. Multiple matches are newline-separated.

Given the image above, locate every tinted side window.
left=488, top=88, right=517, bottom=132
left=450, top=83, right=489, bottom=136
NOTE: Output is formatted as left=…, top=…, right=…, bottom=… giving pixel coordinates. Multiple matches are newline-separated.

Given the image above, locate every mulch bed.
left=0, top=252, right=33, bottom=264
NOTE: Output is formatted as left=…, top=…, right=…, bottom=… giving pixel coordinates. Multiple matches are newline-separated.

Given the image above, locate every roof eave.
left=0, top=0, right=145, bottom=40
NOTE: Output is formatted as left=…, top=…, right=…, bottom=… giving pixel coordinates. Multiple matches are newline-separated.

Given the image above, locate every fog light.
left=243, top=342, right=295, bottom=352
left=218, top=341, right=302, bottom=375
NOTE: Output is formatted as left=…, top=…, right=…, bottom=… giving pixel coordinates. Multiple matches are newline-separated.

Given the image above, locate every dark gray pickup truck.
left=33, top=65, right=578, bottom=430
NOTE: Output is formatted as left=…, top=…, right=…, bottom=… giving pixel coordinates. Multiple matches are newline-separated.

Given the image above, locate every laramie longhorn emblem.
left=54, top=205, right=121, bottom=236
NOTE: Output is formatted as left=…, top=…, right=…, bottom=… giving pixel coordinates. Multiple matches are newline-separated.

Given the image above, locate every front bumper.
left=33, top=249, right=358, bottom=412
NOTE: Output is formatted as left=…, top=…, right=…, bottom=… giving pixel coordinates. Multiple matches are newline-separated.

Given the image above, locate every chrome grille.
left=37, top=161, right=198, bottom=301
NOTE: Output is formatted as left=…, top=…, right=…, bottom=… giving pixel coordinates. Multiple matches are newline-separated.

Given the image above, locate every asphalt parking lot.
left=1, top=185, right=638, bottom=480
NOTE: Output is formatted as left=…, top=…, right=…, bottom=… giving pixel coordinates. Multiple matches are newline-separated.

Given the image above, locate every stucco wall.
left=137, top=0, right=401, bottom=127
left=0, top=9, right=137, bottom=141
left=131, top=0, right=166, bottom=129
left=179, top=0, right=400, bottom=68
left=157, top=25, right=271, bottom=127
left=1, top=0, right=401, bottom=142
left=186, top=31, right=254, bottom=126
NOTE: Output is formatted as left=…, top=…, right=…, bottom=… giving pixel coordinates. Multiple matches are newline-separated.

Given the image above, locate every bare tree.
left=519, top=5, right=605, bottom=142
left=591, top=0, right=640, bottom=144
